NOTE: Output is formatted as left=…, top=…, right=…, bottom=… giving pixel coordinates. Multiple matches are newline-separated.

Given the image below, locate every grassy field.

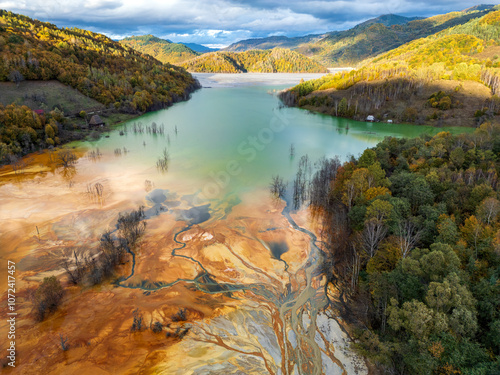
left=0, top=80, right=105, bottom=115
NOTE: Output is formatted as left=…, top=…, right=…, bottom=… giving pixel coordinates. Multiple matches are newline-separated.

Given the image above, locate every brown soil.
left=0, top=147, right=317, bottom=373
left=472, top=45, right=500, bottom=60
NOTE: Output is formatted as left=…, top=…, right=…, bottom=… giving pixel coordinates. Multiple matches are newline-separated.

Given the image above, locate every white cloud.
left=0, top=0, right=488, bottom=44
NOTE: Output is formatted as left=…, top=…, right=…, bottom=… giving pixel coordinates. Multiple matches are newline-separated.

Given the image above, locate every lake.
left=0, top=73, right=472, bottom=375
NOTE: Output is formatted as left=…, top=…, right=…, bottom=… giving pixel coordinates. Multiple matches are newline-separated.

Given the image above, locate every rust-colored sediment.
left=0, top=150, right=367, bottom=374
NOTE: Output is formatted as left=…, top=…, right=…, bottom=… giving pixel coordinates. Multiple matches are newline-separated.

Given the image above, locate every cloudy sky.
left=0, top=0, right=491, bottom=47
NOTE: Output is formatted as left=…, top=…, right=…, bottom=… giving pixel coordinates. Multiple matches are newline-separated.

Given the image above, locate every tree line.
left=289, top=123, right=500, bottom=373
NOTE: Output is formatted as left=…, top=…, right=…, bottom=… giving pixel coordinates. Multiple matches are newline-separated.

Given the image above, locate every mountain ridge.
left=224, top=7, right=497, bottom=66
left=181, top=42, right=219, bottom=52
left=280, top=7, right=500, bottom=127
left=119, top=35, right=200, bottom=64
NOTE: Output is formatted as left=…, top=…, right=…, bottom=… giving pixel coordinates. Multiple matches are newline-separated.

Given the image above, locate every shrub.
left=33, top=276, right=64, bottom=321
left=117, top=206, right=146, bottom=245
left=130, top=309, right=144, bottom=332
left=171, top=308, right=188, bottom=322
left=401, top=107, right=418, bottom=122
left=151, top=321, right=163, bottom=333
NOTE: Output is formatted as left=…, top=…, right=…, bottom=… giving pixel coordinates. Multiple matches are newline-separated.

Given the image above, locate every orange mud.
left=0, top=149, right=367, bottom=374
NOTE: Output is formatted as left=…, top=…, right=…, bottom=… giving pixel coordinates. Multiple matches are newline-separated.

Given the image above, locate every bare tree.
left=344, top=180, right=356, bottom=210
left=396, top=219, right=422, bottom=258
left=292, top=155, right=311, bottom=209
left=347, top=242, right=362, bottom=292
left=94, top=183, right=104, bottom=198
left=269, top=175, right=287, bottom=198
left=478, top=197, right=500, bottom=225
left=117, top=206, right=147, bottom=246
left=8, top=70, right=24, bottom=87
left=309, top=157, right=340, bottom=208
left=59, top=333, right=69, bottom=351
left=361, top=218, right=387, bottom=258
left=57, top=149, right=77, bottom=167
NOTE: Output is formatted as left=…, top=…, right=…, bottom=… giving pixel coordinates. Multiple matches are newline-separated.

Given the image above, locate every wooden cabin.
left=89, top=114, right=105, bottom=127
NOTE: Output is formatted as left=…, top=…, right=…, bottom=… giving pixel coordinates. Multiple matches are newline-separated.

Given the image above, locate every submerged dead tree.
left=292, top=155, right=312, bottom=209
left=270, top=175, right=287, bottom=198
left=57, top=149, right=77, bottom=167
left=60, top=207, right=146, bottom=287
left=86, top=182, right=105, bottom=202
left=156, top=148, right=170, bottom=172
left=396, top=218, right=422, bottom=258
left=62, top=250, right=87, bottom=285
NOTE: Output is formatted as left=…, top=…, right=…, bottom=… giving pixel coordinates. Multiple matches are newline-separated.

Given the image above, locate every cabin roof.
left=89, top=114, right=104, bottom=125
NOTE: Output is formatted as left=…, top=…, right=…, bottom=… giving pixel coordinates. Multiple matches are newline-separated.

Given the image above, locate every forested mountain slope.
left=0, top=10, right=199, bottom=160
left=119, top=35, right=200, bottom=64
left=280, top=7, right=500, bottom=127
left=303, top=6, right=496, bottom=66
left=303, top=125, right=500, bottom=374
left=0, top=10, right=199, bottom=112
left=181, top=48, right=328, bottom=73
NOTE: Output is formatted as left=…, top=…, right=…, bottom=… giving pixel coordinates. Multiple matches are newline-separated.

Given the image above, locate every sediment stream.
left=0, top=74, right=430, bottom=374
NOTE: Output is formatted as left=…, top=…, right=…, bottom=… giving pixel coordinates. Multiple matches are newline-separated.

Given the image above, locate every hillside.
left=307, top=127, right=500, bottom=374
left=0, top=10, right=200, bottom=160
left=223, top=33, right=327, bottom=52
left=181, top=48, right=328, bottom=73
left=119, top=35, right=200, bottom=64
left=223, top=14, right=419, bottom=54
left=224, top=7, right=496, bottom=67
left=301, top=6, right=497, bottom=66
left=280, top=7, right=500, bottom=127
left=0, top=10, right=199, bottom=112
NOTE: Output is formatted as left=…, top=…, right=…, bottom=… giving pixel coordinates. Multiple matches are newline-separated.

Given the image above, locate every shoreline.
left=193, top=72, right=330, bottom=88
left=0, top=80, right=201, bottom=166
left=278, top=77, right=498, bottom=128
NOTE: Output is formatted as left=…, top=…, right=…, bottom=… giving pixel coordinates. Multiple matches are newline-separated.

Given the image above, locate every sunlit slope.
left=0, top=10, right=199, bottom=112
left=181, top=48, right=328, bottom=73
left=120, top=35, right=200, bottom=64
left=281, top=7, right=500, bottom=127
